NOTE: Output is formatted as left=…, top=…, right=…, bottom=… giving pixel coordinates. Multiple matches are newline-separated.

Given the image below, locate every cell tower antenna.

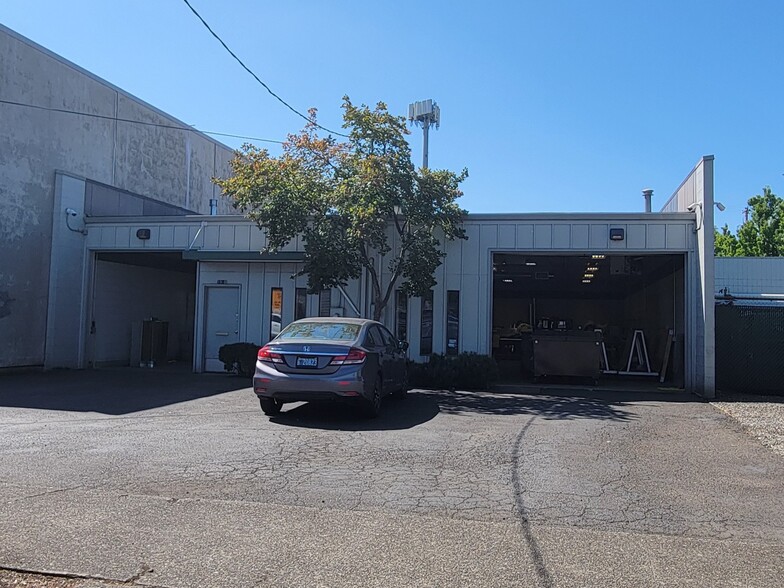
left=408, top=99, right=440, bottom=169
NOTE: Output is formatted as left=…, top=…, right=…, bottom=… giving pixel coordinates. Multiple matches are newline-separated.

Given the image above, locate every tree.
left=735, top=186, right=784, bottom=256
left=715, top=187, right=784, bottom=257
left=215, top=97, right=468, bottom=322
left=714, top=224, right=739, bottom=257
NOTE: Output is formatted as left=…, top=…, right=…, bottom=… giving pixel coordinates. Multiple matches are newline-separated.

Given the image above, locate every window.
left=295, top=288, right=307, bottom=320
left=378, top=325, right=398, bottom=352
left=318, top=289, right=331, bottom=317
left=395, top=290, right=408, bottom=343
left=364, top=326, right=382, bottom=349
left=446, top=290, right=460, bottom=356
left=420, top=290, right=434, bottom=356
left=277, top=322, right=361, bottom=341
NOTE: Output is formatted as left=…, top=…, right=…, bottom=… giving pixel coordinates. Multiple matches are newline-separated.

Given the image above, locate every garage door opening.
left=492, top=253, right=685, bottom=388
left=88, top=252, right=196, bottom=368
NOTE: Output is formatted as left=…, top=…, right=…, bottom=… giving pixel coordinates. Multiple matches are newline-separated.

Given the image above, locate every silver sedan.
left=253, top=318, right=408, bottom=418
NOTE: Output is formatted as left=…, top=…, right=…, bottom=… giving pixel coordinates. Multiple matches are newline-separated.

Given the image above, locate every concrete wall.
left=716, top=257, right=784, bottom=297
left=0, top=24, right=234, bottom=368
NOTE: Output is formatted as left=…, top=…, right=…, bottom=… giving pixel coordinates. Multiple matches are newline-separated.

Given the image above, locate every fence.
left=715, top=303, right=784, bottom=394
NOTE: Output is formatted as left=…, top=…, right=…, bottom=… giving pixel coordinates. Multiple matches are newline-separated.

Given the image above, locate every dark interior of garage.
left=492, top=253, right=685, bottom=387
left=89, top=252, right=196, bottom=368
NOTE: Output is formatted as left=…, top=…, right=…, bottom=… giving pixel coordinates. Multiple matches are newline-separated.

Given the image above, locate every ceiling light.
left=525, top=260, right=536, bottom=266
left=582, top=279, right=591, bottom=284
left=584, top=273, right=595, bottom=278
left=587, top=265, right=599, bottom=272
left=502, top=279, right=513, bottom=283
left=591, top=254, right=606, bottom=260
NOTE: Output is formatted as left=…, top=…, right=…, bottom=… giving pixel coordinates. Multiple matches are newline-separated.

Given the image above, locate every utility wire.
left=181, top=0, right=348, bottom=138
left=0, top=98, right=283, bottom=144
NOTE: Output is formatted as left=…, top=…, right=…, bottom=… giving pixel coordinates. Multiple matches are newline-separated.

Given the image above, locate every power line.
left=0, top=98, right=283, bottom=144
left=181, top=0, right=348, bottom=138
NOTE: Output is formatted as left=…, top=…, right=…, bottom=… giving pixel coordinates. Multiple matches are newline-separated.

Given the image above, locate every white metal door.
left=203, top=285, right=241, bottom=372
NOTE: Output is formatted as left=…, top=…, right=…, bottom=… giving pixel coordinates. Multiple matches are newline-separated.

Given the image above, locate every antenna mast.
left=408, top=99, right=440, bottom=169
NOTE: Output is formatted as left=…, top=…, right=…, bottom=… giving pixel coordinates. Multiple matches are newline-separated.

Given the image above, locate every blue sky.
left=3, top=0, right=783, bottom=228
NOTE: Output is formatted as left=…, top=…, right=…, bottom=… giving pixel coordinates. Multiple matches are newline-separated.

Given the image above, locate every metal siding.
left=158, top=225, right=174, bottom=248
left=249, top=226, right=265, bottom=251
left=534, top=224, right=553, bottom=248
left=590, top=224, right=607, bottom=249
left=218, top=225, right=235, bottom=249
left=498, top=224, right=516, bottom=248
left=516, top=224, right=534, bottom=248
left=461, top=224, right=481, bottom=274
left=571, top=224, right=590, bottom=249
left=627, top=224, right=646, bottom=249
left=666, top=223, right=688, bottom=250
left=203, top=225, right=220, bottom=249
left=647, top=224, right=666, bottom=249
left=173, top=226, right=190, bottom=248
left=100, top=227, right=116, bottom=248
left=552, top=224, right=571, bottom=249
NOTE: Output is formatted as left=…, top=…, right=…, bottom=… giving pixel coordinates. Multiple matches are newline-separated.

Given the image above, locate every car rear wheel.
left=363, top=378, right=382, bottom=418
left=259, top=397, right=283, bottom=416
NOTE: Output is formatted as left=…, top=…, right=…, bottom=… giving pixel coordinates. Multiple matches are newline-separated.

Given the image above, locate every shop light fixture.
left=587, top=265, right=599, bottom=272
left=525, top=260, right=536, bottom=266
left=584, top=273, right=595, bottom=278
left=502, top=278, right=513, bottom=283
left=591, top=254, right=606, bottom=260
left=582, top=279, right=591, bottom=284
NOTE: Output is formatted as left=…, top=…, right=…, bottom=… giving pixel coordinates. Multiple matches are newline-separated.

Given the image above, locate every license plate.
left=296, top=356, right=318, bottom=368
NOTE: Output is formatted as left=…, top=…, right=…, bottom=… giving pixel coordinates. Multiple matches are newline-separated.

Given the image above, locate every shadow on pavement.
left=419, top=386, right=699, bottom=421
left=269, top=393, right=440, bottom=431
left=0, top=367, right=247, bottom=415
left=269, top=386, right=698, bottom=429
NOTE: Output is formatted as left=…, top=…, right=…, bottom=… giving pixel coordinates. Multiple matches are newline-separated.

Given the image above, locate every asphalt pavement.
left=0, top=368, right=782, bottom=587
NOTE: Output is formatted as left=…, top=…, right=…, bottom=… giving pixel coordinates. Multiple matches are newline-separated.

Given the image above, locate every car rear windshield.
left=276, top=322, right=361, bottom=341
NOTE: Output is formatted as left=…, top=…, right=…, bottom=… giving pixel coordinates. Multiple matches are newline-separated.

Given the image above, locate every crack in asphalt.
left=511, top=416, right=554, bottom=588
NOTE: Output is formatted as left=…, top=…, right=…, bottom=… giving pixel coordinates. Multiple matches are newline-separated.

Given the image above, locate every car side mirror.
left=398, top=340, right=409, bottom=351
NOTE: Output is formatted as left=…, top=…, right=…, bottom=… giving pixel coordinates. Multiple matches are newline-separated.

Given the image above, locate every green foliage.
left=408, top=353, right=499, bottom=390
left=715, top=187, right=784, bottom=257
left=714, top=224, right=739, bottom=257
left=215, top=97, right=468, bottom=320
left=218, top=342, right=260, bottom=377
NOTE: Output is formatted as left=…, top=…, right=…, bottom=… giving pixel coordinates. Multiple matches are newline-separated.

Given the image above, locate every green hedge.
left=218, top=342, right=261, bottom=377
left=408, top=353, right=499, bottom=390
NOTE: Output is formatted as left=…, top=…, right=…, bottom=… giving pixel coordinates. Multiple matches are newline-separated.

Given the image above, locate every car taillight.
left=330, top=348, right=366, bottom=366
left=258, top=346, right=283, bottom=364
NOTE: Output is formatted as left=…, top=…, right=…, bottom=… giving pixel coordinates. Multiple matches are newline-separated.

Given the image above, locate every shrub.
left=407, top=352, right=499, bottom=390
left=218, top=342, right=261, bottom=377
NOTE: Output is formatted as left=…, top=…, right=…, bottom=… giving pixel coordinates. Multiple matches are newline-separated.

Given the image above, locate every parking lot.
left=1, top=368, right=783, bottom=587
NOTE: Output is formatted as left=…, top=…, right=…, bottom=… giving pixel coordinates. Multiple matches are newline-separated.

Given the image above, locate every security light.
left=715, top=202, right=726, bottom=211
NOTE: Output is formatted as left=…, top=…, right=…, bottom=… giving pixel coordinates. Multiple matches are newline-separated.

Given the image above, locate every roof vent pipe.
left=209, top=198, right=218, bottom=216
left=642, top=188, right=653, bottom=213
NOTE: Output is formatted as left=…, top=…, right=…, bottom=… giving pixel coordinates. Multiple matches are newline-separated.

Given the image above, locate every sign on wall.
left=270, top=287, right=283, bottom=339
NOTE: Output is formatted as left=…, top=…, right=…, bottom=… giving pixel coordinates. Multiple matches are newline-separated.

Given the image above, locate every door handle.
left=215, top=332, right=230, bottom=336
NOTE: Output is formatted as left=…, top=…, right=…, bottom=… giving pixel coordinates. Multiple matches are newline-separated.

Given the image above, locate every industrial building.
left=1, top=24, right=718, bottom=397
